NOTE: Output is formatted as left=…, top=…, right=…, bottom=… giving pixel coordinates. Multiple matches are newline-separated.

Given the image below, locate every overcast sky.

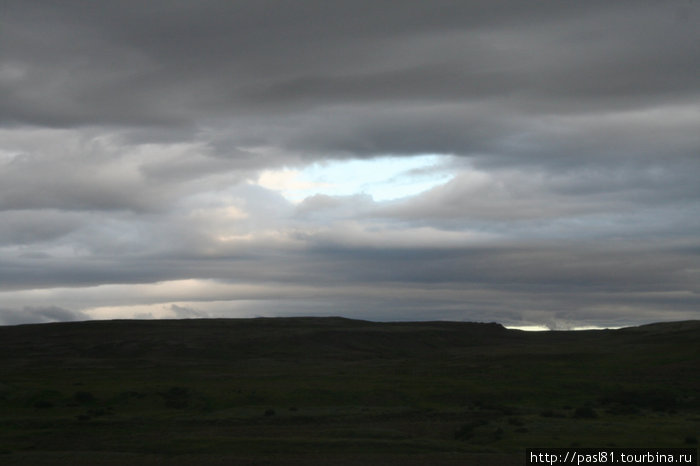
left=1, top=1, right=699, bottom=328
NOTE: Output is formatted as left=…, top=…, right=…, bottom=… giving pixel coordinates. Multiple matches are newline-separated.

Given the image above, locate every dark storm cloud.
left=3, top=1, right=698, bottom=179
left=3, top=1, right=698, bottom=134
left=0, top=210, right=82, bottom=245
left=1, top=1, right=699, bottom=327
left=0, top=256, right=179, bottom=292
left=378, top=164, right=700, bottom=228
left=0, top=128, right=252, bottom=213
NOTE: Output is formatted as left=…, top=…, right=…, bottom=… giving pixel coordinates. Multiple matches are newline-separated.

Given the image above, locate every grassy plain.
left=0, top=317, right=698, bottom=465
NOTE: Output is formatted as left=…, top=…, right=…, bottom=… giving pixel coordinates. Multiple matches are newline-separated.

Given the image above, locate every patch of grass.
left=0, top=318, right=697, bottom=464
left=572, top=406, right=598, bottom=419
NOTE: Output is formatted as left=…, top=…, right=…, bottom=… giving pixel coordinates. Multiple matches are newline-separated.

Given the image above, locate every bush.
left=88, top=407, right=113, bottom=417
left=540, top=409, right=565, bottom=418
left=454, top=419, right=488, bottom=441
left=33, top=400, right=53, bottom=409
left=26, top=389, right=61, bottom=408
left=605, top=405, right=639, bottom=415
left=160, top=386, right=190, bottom=409
left=74, top=391, right=96, bottom=404
left=572, top=406, right=598, bottom=419
left=599, top=389, right=677, bottom=411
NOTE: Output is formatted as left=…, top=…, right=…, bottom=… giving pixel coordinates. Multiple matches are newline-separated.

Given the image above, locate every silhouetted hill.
left=2, top=317, right=698, bottom=360
left=616, top=319, right=700, bottom=336
left=0, top=317, right=512, bottom=361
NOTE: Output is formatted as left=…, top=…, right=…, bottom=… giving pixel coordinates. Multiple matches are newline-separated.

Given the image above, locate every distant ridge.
left=619, top=320, right=700, bottom=331
left=0, top=317, right=512, bottom=361
left=3, top=315, right=698, bottom=331
left=1, top=317, right=698, bottom=361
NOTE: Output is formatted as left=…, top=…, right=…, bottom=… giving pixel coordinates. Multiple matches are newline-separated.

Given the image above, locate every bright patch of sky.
left=256, top=154, right=454, bottom=202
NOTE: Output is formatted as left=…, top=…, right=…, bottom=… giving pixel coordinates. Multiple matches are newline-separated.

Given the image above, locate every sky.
left=1, top=1, right=699, bottom=329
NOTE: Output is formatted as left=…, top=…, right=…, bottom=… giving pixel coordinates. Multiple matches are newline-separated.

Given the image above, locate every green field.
left=0, top=318, right=698, bottom=465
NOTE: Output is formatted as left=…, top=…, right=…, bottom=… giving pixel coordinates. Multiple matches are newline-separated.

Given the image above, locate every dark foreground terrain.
left=0, top=317, right=698, bottom=465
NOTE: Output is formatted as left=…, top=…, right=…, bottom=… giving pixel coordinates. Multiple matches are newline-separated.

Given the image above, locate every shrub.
left=74, top=391, right=95, bottom=404
left=88, top=407, right=113, bottom=417
left=33, top=400, right=53, bottom=409
left=572, top=406, right=598, bottom=419
left=599, top=389, right=677, bottom=411
left=454, top=419, right=488, bottom=441
left=161, top=386, right=191, bottom=409
left=540, top=409, right=565, bottom=418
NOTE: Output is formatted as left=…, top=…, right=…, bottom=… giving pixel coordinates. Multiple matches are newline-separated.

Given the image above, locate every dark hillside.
left=0, top=318, right=698, bottom=465
left=0, top=317, right=514, bottom=360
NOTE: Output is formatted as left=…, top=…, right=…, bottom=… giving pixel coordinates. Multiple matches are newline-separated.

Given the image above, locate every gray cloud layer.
left=1, top=1, right=699, bottom=327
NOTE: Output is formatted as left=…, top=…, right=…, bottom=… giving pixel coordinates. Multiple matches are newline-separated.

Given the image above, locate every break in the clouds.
left=1, top=1, right=699, bottom=328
